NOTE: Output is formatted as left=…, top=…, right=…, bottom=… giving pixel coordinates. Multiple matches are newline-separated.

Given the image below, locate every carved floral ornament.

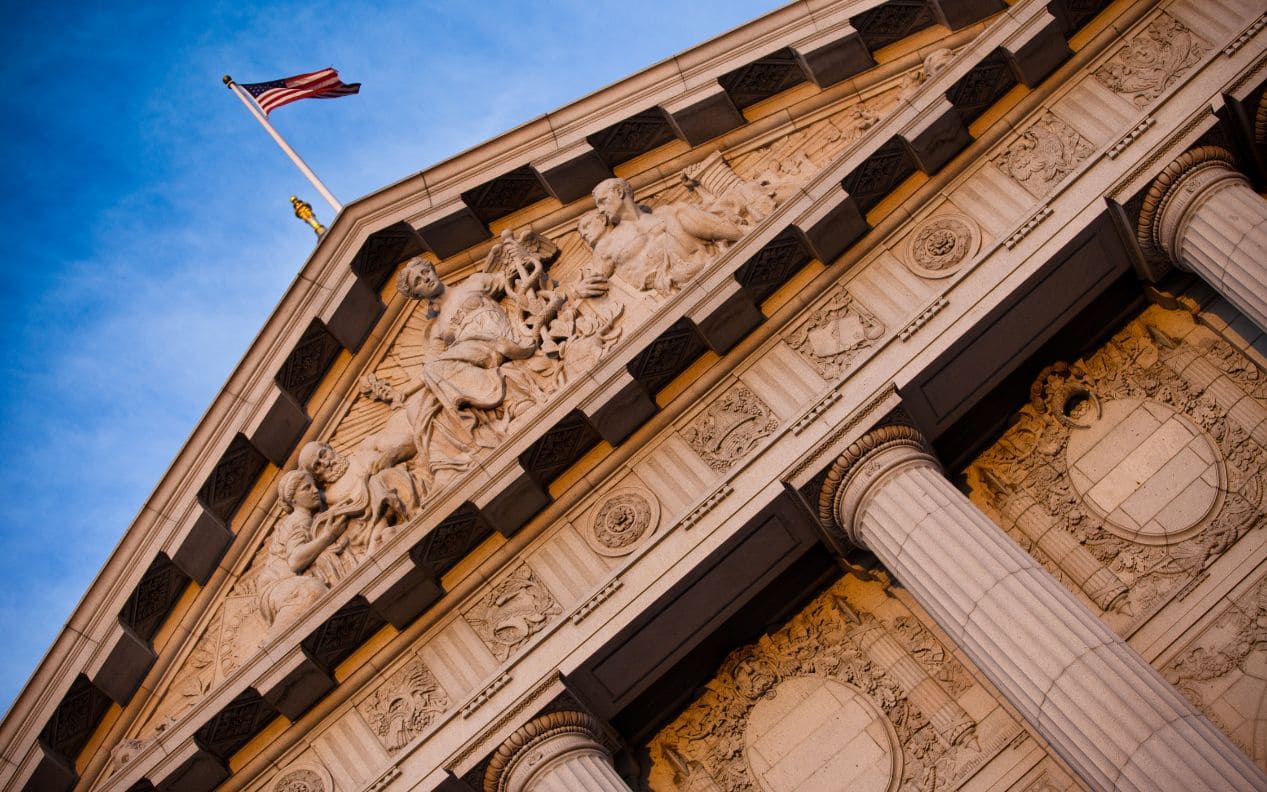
left=586, top=487, right=660, bottom=557
left=967, top=308, right=1267, bottom=626
left=903, top=213, right=980, bottom=279
left=1093, top=12, right=1210, bottom=108
left=786, top=286, right=886, bottom=380
left=649, top=576, right=1001, bottom=792
left=356, top=654, right=451, bottom=752
left=272, top=764, right=333, bottom=792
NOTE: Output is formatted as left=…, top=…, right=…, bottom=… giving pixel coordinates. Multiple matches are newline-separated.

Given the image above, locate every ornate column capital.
left=816, top=422, right=938, bottom=548
left=483, top=710, right=613, bottom=792
left=1136, top=145, right=1246, bottom=260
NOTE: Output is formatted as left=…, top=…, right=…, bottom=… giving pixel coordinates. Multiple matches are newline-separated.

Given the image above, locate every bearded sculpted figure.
left=586, top=176, right=742, bottom=292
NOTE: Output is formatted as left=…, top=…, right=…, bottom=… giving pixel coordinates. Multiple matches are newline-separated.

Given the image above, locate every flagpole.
left=223, top=75, right=343, bottom=214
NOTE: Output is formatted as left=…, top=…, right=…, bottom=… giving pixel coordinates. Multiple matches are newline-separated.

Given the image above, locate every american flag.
left=239, top=68, right=360, bottom=115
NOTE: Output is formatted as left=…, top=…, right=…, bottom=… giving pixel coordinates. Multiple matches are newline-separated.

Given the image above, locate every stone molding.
left=482, top=710, right=610, bottom=792
left=817, top=421, right=936, bottom=547
left=1135, top=145, right=1243, bottom=257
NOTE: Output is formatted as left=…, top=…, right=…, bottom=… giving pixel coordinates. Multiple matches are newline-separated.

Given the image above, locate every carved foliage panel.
left=1093, top=12, right=1211, bottom=108
left=355, top=651, right=451, bottom=753
left=461, top=562, right=562, bottom=663
left=1163, top=570, right=1267, bottom=766
left=991, top=112, right=1095, bottom=199
left=681, top=380, right=780, bottom=472
left=648, top=570, right=1029, bottom=792
left=966, top=306, right=1267, bottom=637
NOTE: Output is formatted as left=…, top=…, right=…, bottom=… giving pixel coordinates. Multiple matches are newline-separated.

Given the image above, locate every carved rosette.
left=356, top=654, right=450, bottom=752
left=586, top=487, right=660, bottom=557
left=463, top=564, right=562, bottom=662
left=1093, top=13, right=1209, bottom=108
left=786, top=286, right=885, bottom=380
left=903, top=213, right=979, bottom=279
left=681, top=382, right=780, bottom=471
left=273, top=766, right=331, bottom=792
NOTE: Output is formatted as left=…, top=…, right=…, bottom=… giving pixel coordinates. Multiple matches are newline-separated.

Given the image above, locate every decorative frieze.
left=463, top=564, right=562, bottom=663
left=357, top=654, right=450, bottom=752
left=585, top=488, right=659, bottom=557
left=1107, top=116, right=1154, bottom=159
left=786, top=286, right=885, bottom=380
left=992, top=112, right=1094, bottom=198
left=1004, top=206, right=1052, bottom=248
left=681, top=382, right=779, bottom=471
left=680, top=485, right=734, bottom=531
left=903, top=214, right=979, bottom=279
left=461, top=672, right=513, bottom=719
left=1224, top=13, right=1267, bottom=56
left=899, top=296, right=949, bottom=342
left=1093, top=13, right=1210, bottom=107
left=571, top=579, right=623, bottom=625
left=791, top=390, right=841, bottom=435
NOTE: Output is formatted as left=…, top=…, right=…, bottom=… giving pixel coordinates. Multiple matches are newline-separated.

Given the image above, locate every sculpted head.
left=277, top=468, right=322, bottom=513
left=395, top=257, right=444, bottom=300
left=298, top=441, right=349, bottom=487
left=592, top=178, right=636, bottom=225
left=576, top=210, right=609, bottom=250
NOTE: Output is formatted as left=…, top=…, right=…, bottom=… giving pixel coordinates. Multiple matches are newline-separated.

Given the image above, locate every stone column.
left=483, top=711, right=631, bottom=792
left=1138, top=146, right=1267, bottom=333
left=817, top=424, right=1267, bottom=792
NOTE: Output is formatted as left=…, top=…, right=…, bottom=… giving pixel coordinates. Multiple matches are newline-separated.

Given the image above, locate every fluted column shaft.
left=1143, top=147, right=1267, bottom=334
left=825, top=427, right=1266, bottom=792
left=484, top=711, right=631, bottom=792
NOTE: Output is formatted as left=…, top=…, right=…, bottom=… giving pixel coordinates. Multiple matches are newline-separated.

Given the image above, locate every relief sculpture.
left=968, top=307, right=1267, bottom=630
left=122, top=58, right=948, bottom=754
left=649, top=574, right=1014, bottom=792
left=1093, top=13, right=1209, bottom=108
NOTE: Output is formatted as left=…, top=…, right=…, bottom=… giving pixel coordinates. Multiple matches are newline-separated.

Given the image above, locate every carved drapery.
left=818, top=421, right=1267, bottom=791
left=1137, top=147, right=1267, bottom=334
left=484, top=711, right=629, bottom=792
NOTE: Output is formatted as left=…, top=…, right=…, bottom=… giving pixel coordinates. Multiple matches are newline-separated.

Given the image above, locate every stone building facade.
left=4, top=0, right=1267, bottom=790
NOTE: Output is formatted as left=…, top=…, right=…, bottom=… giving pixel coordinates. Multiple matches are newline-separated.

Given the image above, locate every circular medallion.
left=905, top=214, right=979, bottom=279
left=587, top=488, right=659, bottom=557
left=274, top=768, right=327, bottom=792
left=1065, top=398, right=1224, bottom=545
left=744, top=677, right=900, bottom=792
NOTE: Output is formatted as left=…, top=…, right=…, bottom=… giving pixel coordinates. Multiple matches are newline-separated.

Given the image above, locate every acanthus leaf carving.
left=992, top=112, right=1094, bottom=198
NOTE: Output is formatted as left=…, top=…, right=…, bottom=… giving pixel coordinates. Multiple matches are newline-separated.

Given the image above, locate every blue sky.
left=0, top=0, right=784, bottom=713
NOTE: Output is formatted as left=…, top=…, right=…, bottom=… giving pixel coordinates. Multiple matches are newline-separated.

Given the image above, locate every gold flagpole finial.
left=223, top=75, right=234, bottom=87
left=291, top=196, right=326, bottom=237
